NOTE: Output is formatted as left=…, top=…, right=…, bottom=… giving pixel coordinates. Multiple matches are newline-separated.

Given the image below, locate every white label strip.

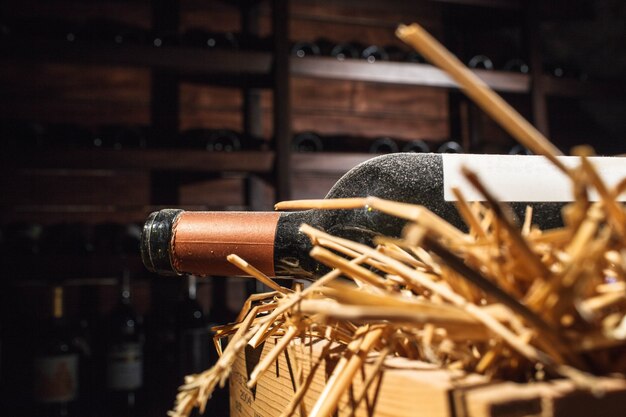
left=442, top=154, right=626, bottom=202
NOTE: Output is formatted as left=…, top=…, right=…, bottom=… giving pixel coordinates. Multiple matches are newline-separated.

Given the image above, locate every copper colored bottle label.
left=171, top=211, right=280, bottom=276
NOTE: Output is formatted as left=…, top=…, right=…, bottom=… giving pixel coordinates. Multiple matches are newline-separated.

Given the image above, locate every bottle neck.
left=187, top=275, right=197, bottom=300
left=163, top=211, right=281, bottom=277
left=52, top=286, right=64, bottom=319
left=120, top=270, right=131, bottom=305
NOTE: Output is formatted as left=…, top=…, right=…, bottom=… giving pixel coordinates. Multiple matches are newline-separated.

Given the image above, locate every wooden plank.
left=0, top=169, right=150, bottom=206
left=0, top=62, right=150, bottom=102
left=0, top=149, right=275, bottom=173
left=179, top=177, right=246, bottom=207
left=292, top=111, right=449, bottom=140
left=290, top=174, right=342, bottom=200
left=291, top=57, right=530, bottom=93
left=351, top=82, right=449, bottom=118
left=292, top=153, right=373, bottom=175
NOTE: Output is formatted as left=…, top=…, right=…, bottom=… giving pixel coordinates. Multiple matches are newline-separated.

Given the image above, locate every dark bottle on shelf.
left=385, top=45, right=408, bottom=62
left=177, top=276, right=209, bottom=379
left=151, top=30, right=180, bottom=48
left=361, top=44, right=389, bottom=63
left=368, top=137, right=399, bottom=154
left=105, top=271, right=144, bottom=415
left=207, top=129, right=242, bottom=152
left=179, top=128, right=242, bottom=152
left=32, top=286, right=80, bottom=417
left=0, top=120, right=47, bottom=149
left=503, top=58, right=529, bottom=74
left=141, top=153, right=570, bottom=279
left=402, top=140, right=430, bottom=153
left=509, top=144, right=533, bottom=155
left=78, top=18, right=147, bottom=45
left=468, top=54, right=494, bottom=70
left=40, top=223, right=94, bottom=256
left=437, top=141, right=464, bottom=153
left=4, top=222, right=43, bottom=256
left=181, top=28, right=238, bottom=50
left=329, top=42, right=359, bottom=61
left=290, top=41, right=321, bottom=58
left=313, top=37, right=334, bottom=56
left=18, top=17, right=79, bottom=42
left=93, top=125, right=148, bottom=150
left=405, top=50, right=426, bottom=63
left=45, top=123, right=94, bottom=149
left=292, top=132, right=324, bottom=153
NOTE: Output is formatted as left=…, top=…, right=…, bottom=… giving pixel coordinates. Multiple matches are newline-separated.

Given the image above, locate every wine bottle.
left=179, top=128, right=242, bottom=152
left=32, top=286, right=80, bottom=417
left=177, top=276, right=209, bottom=379
left=206, top=130, right=241, bottom=152
left=140, top=153, right=585, bottom=278
left=292, top=132, right=323, bottom=153
left=437, top=141, right=464, bottom=153
left=151, top=30, right=180, bottom=48
left=182, top=29, right=238, bottom=50
left=402, top=140, right=430, bottom=153
left=361, top=44, right=389, bottom=63
left=503, top=58, right=529, bottom=74
left=405, top=50, right=425, bottom=63
left=329, top=42, right=359, bottom=61
left=368, top=137, right=399, bottom=154
left=290, top=41, right=321, bottom=58
left=385, top=45, right=408, bottom=62
left=509, top=144, right=533, bottom=155
left=93, top=125, right=147, bottom=150
left=105, top=271, right=144, bottom=415
left=468, top=54, right=494, bottom=70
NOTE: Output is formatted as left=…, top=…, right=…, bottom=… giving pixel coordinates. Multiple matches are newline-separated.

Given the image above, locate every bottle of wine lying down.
left=141, top=153, right=625, bottom=278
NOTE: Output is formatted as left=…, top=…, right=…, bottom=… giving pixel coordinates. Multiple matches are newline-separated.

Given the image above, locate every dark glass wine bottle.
left=141, top=153, right=570, bottom=278
left=509, top=144, right=533, bottom=155
left=402, top=140, right=430, bottom=153
left=32, top=286, right=80, bottom=417
left=182, top=29, right=238, bottom=50
left=329, top=42, right=359, bottom=61
left=177, top=276, right=209, bottom=379
left=290, top=41, right=321, bottom=58
left=105, top=271, right=144, bottom=416
left=437, top=141, right=464, bottom=153
left=468, top=54, right=494, bottom=70
left=360, top=45, right=389, bottom=63
left=180, top=128, right=242, bottom=152
left=292, top=132, right=323, bottom=153
left=503, top=58, right=529, bottom=74
left=368, top=137, right=399, bottom=154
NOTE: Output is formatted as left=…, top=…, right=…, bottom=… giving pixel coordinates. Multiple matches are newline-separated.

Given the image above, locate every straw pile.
left=168, top=157, right=626, bottom=417
left=165, top=22, right=626, bottom=417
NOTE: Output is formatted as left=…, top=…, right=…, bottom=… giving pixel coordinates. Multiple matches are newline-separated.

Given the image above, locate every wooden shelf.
left=291, top=57, right=530, bottom=93
left=0, top=39, right=273, bottom=77
left=1, top=149, right=275, bottom=173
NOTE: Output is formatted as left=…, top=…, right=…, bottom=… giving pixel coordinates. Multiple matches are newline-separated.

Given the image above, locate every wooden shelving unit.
left=291, top=56, right=530, bottom=93
left=1, top=0, right=623, bottom=225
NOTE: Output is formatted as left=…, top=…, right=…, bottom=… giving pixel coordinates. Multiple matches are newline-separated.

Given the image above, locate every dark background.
left=0, top=0, right=624, bottom=416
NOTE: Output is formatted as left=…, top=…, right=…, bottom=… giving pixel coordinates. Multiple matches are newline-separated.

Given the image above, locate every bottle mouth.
left=140, top=209, right=183, bottom=276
